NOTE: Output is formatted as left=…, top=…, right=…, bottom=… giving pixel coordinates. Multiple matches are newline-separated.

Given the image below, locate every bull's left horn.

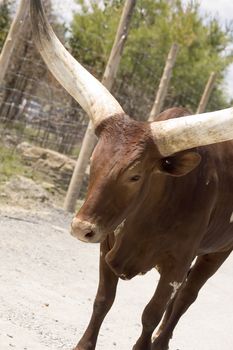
left=150, top=107, right=233, bottom=156
left=30, top=0, right=124, bottom=129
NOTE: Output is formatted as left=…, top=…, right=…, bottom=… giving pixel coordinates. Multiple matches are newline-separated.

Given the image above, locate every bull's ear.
left=160, top=151, right=201, bottom=177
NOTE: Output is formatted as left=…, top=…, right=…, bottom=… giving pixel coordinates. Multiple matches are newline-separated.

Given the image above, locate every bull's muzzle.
left=71, top=218, right=102, bottom=243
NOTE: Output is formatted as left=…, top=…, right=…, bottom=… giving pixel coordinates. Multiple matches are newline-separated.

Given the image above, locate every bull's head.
left=31, top=0, right=233, bottom=244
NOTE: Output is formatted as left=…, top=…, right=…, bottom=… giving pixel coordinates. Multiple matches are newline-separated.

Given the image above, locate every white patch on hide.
left=151, top=329, right=160, bottom=342
left=169, top=281, right=182, bottom=299
left=114, top=219, right=126, bottom=237
left=230, top=212, right=233, bottom=223
left=206, top=179, right=210, bottom=186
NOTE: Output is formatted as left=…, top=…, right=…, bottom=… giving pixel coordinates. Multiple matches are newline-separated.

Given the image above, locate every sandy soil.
left=0, top=205, right=232, bottom=350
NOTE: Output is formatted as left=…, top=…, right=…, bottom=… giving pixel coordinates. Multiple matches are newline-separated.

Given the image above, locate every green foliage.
left=0, top=143, right=30, bottom=183
left=0, top=0, right=11, bottom=51
left=70, top=0, right=233, bottom=117
left=70, top=0, right=123, bottom=76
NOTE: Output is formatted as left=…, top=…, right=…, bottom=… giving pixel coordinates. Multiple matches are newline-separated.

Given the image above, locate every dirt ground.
left=0, top=204, right=232, bottom=350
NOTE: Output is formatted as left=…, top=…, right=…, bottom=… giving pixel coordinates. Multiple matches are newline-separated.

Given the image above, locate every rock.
left=17, top=143, right=76, bottom=190
left=16, top=142, right=49, bottom=163
left=3, top=175, right=49, bottom=203
left=41, top=182, right=56, bottom=194
left=16, top=142, right=89, bottom=197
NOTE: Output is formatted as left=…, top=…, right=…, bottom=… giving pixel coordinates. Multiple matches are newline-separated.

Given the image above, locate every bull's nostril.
left=85, top=230, right=95, bottom=239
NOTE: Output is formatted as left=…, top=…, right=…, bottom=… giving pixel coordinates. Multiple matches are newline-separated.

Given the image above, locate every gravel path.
left=0, top=206, right=232, bottom=350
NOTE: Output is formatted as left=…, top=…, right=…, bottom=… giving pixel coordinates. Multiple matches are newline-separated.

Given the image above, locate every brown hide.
left=73, top=108, right=233, bottom=275
left=71, top=107, right=233, bottom=350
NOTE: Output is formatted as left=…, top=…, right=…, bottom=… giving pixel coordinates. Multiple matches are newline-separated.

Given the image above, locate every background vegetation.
left=0, top=0, right=11, bottom=51
left=70, top=0, right=233, bottom=117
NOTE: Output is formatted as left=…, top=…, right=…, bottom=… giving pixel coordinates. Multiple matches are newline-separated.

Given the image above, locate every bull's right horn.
left=30, top=0, right=124, bottom=129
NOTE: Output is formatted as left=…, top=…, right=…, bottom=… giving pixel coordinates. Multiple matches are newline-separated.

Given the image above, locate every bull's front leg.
left=133, top=262, right=190, bottom=350
left=74, top=236, right=118, bottom=350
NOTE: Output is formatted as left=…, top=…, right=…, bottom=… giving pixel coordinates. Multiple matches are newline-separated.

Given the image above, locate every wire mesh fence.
left=0, top=2, right=87, bottom=154
left=0, top=0, right=167, bottom=202
left=0, top=1, right=90, bottom=200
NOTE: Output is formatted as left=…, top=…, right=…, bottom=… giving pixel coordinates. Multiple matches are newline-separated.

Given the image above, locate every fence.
left=0, top=0, right=222, bottom=209
left=0, top=1, right=87, bottom=156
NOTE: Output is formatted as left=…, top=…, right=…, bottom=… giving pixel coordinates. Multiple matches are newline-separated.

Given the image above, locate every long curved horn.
left=151, top=107, right=233, bottom=156
left=30, top=0, right=124, bottom=128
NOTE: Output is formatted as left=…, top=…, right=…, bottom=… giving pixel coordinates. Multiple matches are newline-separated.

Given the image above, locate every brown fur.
left=72, top=107, right=233, bottom=350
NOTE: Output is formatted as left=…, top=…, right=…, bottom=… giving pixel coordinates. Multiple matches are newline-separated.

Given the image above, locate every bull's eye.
left=161, top=157, right=174, bottom=172
left=129, top=175, right=141, bottom=182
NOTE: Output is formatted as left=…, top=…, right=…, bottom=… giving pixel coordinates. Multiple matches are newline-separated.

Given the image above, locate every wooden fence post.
left=64, top=0, right=136, bottom=212
left=196, top=72, right=217, bottom=114
left=148, top=43, right=179, bottom=121
left=0, top=0, right=28, bottom=84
